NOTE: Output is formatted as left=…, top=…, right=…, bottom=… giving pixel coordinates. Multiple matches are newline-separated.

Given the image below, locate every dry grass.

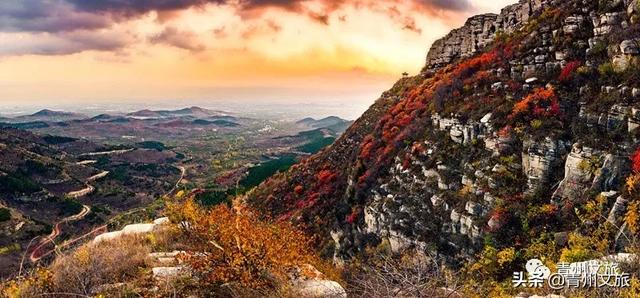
left=345, top=252, right=463, bottom=298
left=1, top=226, right=183, bottom=298
left=48, top=234, right=151, bottom=295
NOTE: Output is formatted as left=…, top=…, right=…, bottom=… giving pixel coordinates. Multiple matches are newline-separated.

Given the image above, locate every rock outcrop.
left=92, top=217, right=170, bottom=244
left=426, top=0, right=547, bottom=70
left=247, top=0, right=640, bottom=275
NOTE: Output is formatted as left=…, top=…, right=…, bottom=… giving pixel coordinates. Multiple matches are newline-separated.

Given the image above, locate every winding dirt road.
left=29, top=168, right=111, bottom=262
left=170, top=166, right=186, bottom=193
left=29, top=204, right=91, bottom=262
left=28, top=163, right=186, bottom=263
left=77, top=148, right=133, bottom=157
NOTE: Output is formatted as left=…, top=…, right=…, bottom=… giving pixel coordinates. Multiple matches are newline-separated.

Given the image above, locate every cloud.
left=0, top=30, right=133, bottom=56
left=150, top=27, right=206, bottom=51
left=67, top=0, right=225, bottom=16
left=0, top=0, right=475, bottom=56
left=415, top=0, right=471, bottom=11
left=0, top=0, right=111, bottom=33
left=401, top=17, right=422, bottom=34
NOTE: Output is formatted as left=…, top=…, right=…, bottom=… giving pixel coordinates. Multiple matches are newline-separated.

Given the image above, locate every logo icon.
left=525, top=258, right=551, bottom=279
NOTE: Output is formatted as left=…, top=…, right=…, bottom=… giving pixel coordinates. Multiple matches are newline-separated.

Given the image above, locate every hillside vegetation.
left=7, top=0, right=640, bottom=296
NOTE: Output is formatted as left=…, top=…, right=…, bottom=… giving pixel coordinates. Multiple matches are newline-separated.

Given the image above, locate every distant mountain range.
left=7, top=109, right=87, bottom=123
left=31, top=109, right=81, bottom=118
left=296, top=116, right=353, bottom=129
left=126, top=106, right=228, bottom=119
left=0, top=107, right=240, bottom=127
left=0, top=107, right=355, bottom=134
left=1, top=107, right=228, bottom=122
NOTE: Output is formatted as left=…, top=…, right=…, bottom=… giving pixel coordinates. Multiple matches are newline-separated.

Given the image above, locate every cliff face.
left=248, top=0, right=640, bottom=266
left=425, top=0, right=546, bottom=70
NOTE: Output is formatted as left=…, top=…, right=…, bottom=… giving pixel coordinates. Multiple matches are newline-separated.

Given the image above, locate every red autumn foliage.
left=346, top=208, right=360, bottom=224
left=510, top=87, right=560, bottom=119
left=411, top=143, right=426, bottom=155
left=396, top=113, right=413, bottom=127
left=487, top=207, right=510, bottom=232
left=358, top=170, right=372, bottom=186
left=294, top=185, right=304, bottom=195
left=359, top=141, right=374, bottom=159
left=317, top=169, right=336, bottom=184
left=558, top=61, right=581, bottom=82
left=296, top=192, right=320, bottom=209
left=497, top=125, right=513, bottom=138
left=474, top=70, right=493, bottom=82
left=353, top=40, right=512, bottom=191
left=402, top=156, right=411, bottom=169
left=631, top=148, right=640, bottom=173
left=506, top=80, right=521, bottom=92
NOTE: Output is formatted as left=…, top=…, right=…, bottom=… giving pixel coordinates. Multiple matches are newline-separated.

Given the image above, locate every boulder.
left=122, top=223, right=156, bottom=235
left=607, top=196, right=629, bottom=224
left=153, top=217, right=170, bottom=225
left=621, top=40, right=639, bottom=54
left=426, top=14, right=499, bottom=69
left=552, top=144, right=598, bottom=201
left=465, top=201, right=483, bottom=216
left=152, top=266, right=186, bottom=279
left=601, top=253, right=638, bottom=264
left=554, top=232, right=569, bottom=247
left=92, top=231, right=123, bottom=244
left=613, top=54, right=632, bottom=71
left=607, top=104, right=629, bottom=131
left=480, top=113, right=492, bottom=124
left=522, top=138, right=568, bottom=192
left=630, top=0, right=640, bottom=16
left=292, top=280, right=347, bottom=298
left=592, top=154, right=628, bottom=192
left=149, top=251, right=184, bottom=258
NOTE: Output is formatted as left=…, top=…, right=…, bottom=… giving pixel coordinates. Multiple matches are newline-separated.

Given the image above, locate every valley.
left=0, top=107, right=351, bottom=279
left=5, top=0, right=640, bottom=296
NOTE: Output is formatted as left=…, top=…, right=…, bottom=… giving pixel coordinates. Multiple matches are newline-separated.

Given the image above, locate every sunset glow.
left=0, top=0, right=516, bottom=108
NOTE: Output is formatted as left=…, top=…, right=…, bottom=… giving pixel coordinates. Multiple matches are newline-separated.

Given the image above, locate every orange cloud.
left=0, top=0, right=517, bottom=107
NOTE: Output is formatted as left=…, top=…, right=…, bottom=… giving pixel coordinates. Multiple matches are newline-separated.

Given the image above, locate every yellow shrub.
left=170, top=199, right=336, bottom=290
left=620, top=277, right=640, bottom=298
left=497, top=247, right=516, bottom=267
left=559, top=232, right=609, bottom=263
left=627, top=174, right=640, bottom=193
left=626, top=201, right=640, bottom=234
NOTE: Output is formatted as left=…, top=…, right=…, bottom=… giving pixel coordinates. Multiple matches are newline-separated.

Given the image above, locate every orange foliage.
left=396, top=113, right=413, bottom=127
left=359, top=141, right=375, bottom=159
left=294, top=185, right=304, bottom=195
left=170, top=199, right=331, bottom=290
left=411, top=143, right=426, bottom=155
left=510, top=87, right=560, bottom=119
left=497, top=125, right=513, bottom=138
left=317, top=169, right=337, bottom=184
left=354, top=42, right=509, bottom=191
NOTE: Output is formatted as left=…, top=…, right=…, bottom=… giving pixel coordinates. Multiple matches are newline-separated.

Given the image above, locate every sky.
left=0, top=0, right=516, bottom=114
